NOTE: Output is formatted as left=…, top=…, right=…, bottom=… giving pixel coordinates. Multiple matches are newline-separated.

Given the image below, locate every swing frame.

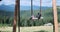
left=13, top=0, right=58, bottom=32
left=0, top=0, right=58, bottom=32
left=30, top=0, right=42, bottom=20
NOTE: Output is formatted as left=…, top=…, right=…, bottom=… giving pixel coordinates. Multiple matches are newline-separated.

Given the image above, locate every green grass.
left=34, top=30, right=48, bottom=32
left=0, top=24, right=11, bottom=27
left=0, top=26, right=60, bottom=32
left=0, top=31, right=11, bottom=32
left=0, top=26, right=52, bottom=32
left=20, top=26, right=53, bottom=32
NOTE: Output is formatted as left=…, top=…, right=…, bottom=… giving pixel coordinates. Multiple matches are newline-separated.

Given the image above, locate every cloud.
left=0, top=1, right=3, bottom=5
left=0, top=0, right=60, bottom=7
left=20, top=0, right=53, bottom=6
left=0, top=0, right=15, bottom=5
left=20, top=0, right=31, bottom=6
left=33, top=0, right=52, bottom=6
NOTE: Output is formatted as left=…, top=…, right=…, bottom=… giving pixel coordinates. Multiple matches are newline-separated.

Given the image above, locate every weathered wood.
left=52, top=0, right=58, bottom=32
left=17, top=0, right=20, bottom=32
left=13, top=0, right=19, bottom=32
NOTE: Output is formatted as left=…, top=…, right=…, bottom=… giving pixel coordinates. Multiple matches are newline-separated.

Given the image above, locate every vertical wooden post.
left=13, top=0, right=19, bottom=32
left=52, top=0, right=58, bottom=32
left=17, top=0, right=20, bottom=32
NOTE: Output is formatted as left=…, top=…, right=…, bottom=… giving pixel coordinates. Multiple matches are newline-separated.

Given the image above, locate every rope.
left=30, top=0, right=42, bottom=19
left=40, top=0, right=42, bottom=16
left=31, top=0, right=33, bottom=16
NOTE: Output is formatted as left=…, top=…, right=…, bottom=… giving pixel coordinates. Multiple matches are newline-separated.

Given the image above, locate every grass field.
left=0, top=26, right=53, bottom=32
left=0, top=26, right=60, bottom=32
left=20, top=26, right=53, bottom=32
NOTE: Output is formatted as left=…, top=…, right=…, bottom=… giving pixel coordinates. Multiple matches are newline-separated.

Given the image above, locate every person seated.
left=30, top=15, right=38, bottom=20
left=30, top=13, right=41, bottom=20
left=32, top=15, right=38, bottom=19
left=36, top=13, right=41, bottom=19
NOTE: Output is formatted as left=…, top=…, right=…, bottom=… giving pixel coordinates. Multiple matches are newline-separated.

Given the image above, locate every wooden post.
left=17, top=0, right=20, bottom=32
left=52, top=0, right=58, bottom=32
left=13, top=0, right=19, bottom=32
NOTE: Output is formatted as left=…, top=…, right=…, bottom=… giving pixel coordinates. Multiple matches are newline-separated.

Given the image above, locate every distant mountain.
left=0, top=10, right=14, bottom=17
left=0, top=7, right=60, bottom=18
left=0, top=5, right=15, bottom=12
left=0, top=5, right=51, bottom=11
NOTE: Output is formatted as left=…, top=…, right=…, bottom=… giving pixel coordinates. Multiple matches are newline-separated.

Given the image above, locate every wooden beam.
left=13, top=0, right=19, bottom=32
left=17, top=0, right=20, bottom=32
left=52, top=0, right=58, bottom=32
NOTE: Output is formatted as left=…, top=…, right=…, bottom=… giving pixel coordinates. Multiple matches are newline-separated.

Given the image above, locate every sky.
left=0, top=0, right=60, bottom=7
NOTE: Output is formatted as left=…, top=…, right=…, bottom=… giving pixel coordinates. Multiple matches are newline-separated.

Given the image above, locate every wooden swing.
left=30, top=0, right=42, bottom=20
left=13, top=0, right=58, bottom=32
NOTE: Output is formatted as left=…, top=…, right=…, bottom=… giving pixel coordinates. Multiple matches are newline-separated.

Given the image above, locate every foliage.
left=0, top=7, right=60, bottom=27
